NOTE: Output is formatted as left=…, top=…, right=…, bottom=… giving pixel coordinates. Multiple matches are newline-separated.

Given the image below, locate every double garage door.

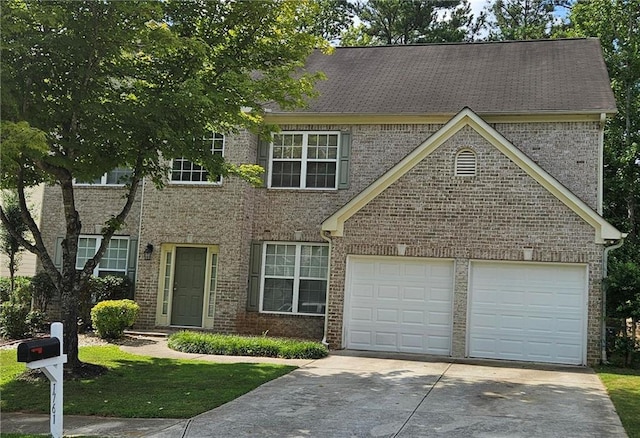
left=345, top=256, right=587, bottom=365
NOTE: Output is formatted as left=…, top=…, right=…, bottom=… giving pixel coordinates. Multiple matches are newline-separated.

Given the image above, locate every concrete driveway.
left=153, top=352, right=627, bottom=438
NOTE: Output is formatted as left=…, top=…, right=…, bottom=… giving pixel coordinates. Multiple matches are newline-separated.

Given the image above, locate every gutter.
left=320, top=230, right=332, bottom=347
left=602, top=236, right=626, bottom=363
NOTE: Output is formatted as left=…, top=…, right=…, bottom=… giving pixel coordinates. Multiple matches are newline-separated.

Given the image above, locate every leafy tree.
left=351, top=0, right=477, bottom=45
left=483, top=0, right=572, bottom=40
left=306, top=0, right=355, bottom=42
left=0, top=191, right=28, bottom=294
left=340, top=23, right=376, bottom=46
left=0, top=0, right=327, bottom=371
left=570, top=0, right=640, bottom=358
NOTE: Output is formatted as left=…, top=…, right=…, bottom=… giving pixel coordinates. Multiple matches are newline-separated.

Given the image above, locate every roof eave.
left=264, top=109, right=617, bottom=125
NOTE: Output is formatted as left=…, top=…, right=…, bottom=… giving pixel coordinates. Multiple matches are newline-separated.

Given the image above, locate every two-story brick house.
left=40, top=38, right=624, bottom=365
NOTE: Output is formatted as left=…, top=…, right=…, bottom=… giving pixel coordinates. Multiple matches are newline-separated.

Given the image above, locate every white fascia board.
left=322, top=107, right=624, bottom=244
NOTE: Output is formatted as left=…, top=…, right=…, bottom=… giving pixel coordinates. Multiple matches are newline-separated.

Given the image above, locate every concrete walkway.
left=1, top=339, right=628, bottom=437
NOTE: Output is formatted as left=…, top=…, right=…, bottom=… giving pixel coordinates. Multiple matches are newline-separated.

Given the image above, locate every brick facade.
left=38, top=118, right=608, bottom=365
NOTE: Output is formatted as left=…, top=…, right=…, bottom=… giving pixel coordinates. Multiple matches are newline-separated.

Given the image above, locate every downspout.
left=602, top=237, right=625, bottom=363
left=133, top=176, right=146, bottom=300
left=320, top=229, right=332, bottom=347
left=597, top=113, right=606, bottom=215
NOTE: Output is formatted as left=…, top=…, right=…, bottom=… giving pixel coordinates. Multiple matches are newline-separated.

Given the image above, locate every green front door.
left=171, top=247, right=207, bottom=326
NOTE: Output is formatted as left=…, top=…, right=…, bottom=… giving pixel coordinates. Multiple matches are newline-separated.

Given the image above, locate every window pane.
left=263, top=278, right=293, bottom=312
left=306, top=162, right=336, bottom=188
left=172, top=158, right=209, bottom=182
left=265, top=244, right=296, bottom=277
left=297, top=280, right=326, bottom=314
left=99, top=238, right=128, bottom=271
left=106, top=168, right=133, bottom=185
left=162, top=251, right=172, bottom=315
left=208, top=253, right=218, bottom=317
left=273, top=134, right=302, bottom=159
left=171, top=133, right=224, bottom=183
left=76, top=238, right=97, bottom=269
left=299, top=245, right=329, bottom=278
left=271, top=162, right=301, bottom=188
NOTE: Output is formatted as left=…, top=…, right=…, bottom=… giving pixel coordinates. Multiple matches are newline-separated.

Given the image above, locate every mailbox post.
left=17, top=322, right=67, bottom=438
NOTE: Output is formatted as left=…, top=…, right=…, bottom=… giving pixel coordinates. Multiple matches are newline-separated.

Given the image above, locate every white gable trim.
left=321, top=108, right=623, bottom=243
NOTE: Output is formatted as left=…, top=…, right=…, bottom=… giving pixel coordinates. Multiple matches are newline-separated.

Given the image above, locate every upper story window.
left=269, top=132, right=340, bottom=189
left=170, top=133, right=225, bottom=184
left=261, top=242, right=328, bottom=315
left=455, top=149, right=477, bottom=177
left=76, top=235, right=129, bottom=277
left=75, top=168, right=133, bottom=186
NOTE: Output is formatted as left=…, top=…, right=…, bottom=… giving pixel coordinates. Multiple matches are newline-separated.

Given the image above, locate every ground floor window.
left=76, top=235, right=129, bottom=277
left=261, top=242, right=328, bottom=315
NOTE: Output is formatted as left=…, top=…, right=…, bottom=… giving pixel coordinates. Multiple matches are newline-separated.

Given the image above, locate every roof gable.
left=267, top=39, right=616, bottom=117
left=321, top=108, right=623, bottom=243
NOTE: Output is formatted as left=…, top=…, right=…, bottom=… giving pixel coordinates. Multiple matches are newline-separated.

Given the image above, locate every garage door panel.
left=469, top=262, right=586, bottom=365
left=377, top=309, right=398, bottom=323
left=403, top=286, right=427, bottom=301
left=402, top=310, right=425, bottom=324
left=346, top=257, right=453, bottom=355
left=378, top=285, right=400, bottom=299
left=350, top=307, right=373, bottom=322
left=351, top=282, right=374, bottom=298
left=375, top=332, right=397, bottom=347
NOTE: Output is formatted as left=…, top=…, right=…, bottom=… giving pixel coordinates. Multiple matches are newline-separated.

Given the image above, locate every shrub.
left=30, top=272, right=56, bottom=312
left=168, top=331, right=329, bottom=359
left=0, top=276, right=31, bottom=303
left=25, top=310, right=47, bottom=334
left=91, top=299, right=140, bottom=339
left=0, top=302, right=30, bottom=339
left=90, top=275, right=133, bottom=302
left=79, top=275, right=134, bottom=331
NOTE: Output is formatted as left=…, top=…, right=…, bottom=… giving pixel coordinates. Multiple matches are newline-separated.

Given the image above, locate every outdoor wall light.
left=143, top=243, right=154, bottom=260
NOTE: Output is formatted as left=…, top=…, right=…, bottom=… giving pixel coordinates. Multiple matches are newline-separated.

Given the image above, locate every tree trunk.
left=9, top=253, right=16, bottom=294
left=61, top=284, right=81, bottom=369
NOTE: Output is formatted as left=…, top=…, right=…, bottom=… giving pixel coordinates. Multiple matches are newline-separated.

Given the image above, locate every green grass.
left=168, top=330, right=329, bottom=359
left=1, top=346, right=294, bottom=418
left=597, top=366, right=640, bottom=438
left=0, top=435, right=48, bottom=438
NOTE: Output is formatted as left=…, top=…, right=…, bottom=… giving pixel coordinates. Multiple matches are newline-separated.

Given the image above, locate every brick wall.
left=323, top=125, right=604, bottom=365
left=37, top=118, right=605, bottom=363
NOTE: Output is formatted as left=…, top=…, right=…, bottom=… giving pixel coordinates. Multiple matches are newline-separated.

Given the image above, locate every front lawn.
left=597, top=367, right=640, bottom=438
left=1, top=346, right=294, bottom=418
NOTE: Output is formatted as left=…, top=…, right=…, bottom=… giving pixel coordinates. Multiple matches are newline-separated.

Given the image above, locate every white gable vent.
left=455, top=149, right=477, bottom=176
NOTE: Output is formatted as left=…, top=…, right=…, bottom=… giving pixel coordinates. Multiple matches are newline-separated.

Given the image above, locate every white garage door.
left=469, top=262, right=587, bottom=365
left=345, top=256, right=453, bottom=355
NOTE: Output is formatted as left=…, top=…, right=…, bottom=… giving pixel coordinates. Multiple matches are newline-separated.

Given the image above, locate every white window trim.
left=259, top=241, right=328, bottom=316
left=169, top=133, right=225, bottom=185
left=76, top=235, right=129, bottom=276
left=74, top=168, right=133, bottom=187
left=268, top=131, right=341, bottom=190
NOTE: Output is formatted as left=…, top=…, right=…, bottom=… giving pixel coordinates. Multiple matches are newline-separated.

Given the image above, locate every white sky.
left=468, top=0, right=490, bottom=19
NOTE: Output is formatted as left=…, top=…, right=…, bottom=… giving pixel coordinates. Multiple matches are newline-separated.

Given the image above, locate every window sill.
left=260, top=311, right=325, bottom=317
left=264, top=187, right=338, bottom=193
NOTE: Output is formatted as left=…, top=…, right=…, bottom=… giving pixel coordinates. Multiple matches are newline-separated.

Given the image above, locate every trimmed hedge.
left=91, top=299, right=139, bottom=339
left=168, top=331, right=329, bottom=359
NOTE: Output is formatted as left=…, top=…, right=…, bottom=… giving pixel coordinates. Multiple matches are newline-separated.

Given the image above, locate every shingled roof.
left=267, top=38, right=616, bottom=116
